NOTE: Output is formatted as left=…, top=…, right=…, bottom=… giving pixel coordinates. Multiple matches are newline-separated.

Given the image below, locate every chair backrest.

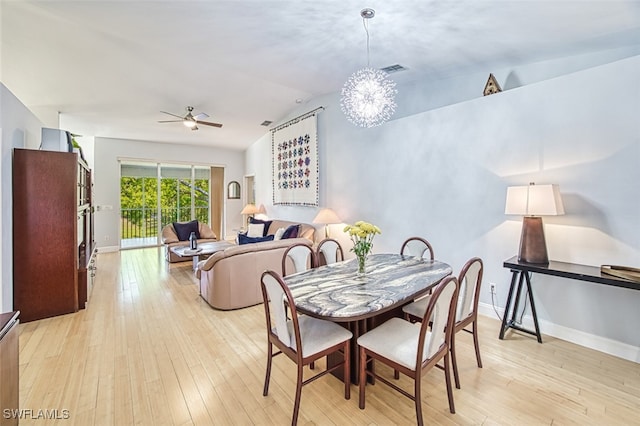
left=282, top=243, right=316, bottom=276
left=400, top=237, right=434, bottom=261
left=316, top=238, right=344, bottom=266
left=417, top=276, right=459, bottom=362
left=455, top=257, right=483, bottom=323
left=260, top=270, right=300, bottom=350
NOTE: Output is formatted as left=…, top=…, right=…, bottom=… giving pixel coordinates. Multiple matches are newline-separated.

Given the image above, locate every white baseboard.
left=96, top=245, right=119, bottom=253
left=478, top=302, right=640, bottom=363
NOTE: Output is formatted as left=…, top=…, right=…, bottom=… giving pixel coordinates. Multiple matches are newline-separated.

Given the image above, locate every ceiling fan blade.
left=197, top=120, right=223, bottom=128
left=158, top=120, right=183, bottom=123
left=160, top=111, right=185, bottom=119
left=193, top=112, right=209, bottom=120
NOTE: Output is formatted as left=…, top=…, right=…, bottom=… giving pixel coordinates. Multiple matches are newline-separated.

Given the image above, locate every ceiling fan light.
left=183, top=119, right=197, bottom=128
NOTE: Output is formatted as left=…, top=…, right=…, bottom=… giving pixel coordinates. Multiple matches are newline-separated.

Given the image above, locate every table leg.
left=524, top=272, right=542, bottom=343
left=501, top=270, right=543, bottom=343
left=192, top=254, right=200, bottom=271
left=499, top=271, right=519, bottom=339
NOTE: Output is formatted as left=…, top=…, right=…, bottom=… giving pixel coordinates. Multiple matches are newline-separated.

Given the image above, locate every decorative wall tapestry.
left=272, top=108, right=321, bottom=206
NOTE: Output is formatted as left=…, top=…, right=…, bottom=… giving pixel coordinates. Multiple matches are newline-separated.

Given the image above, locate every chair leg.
left=444, top=351, right=456, bottom=414
left=358, top=347, right=367, bottom=409
left=343, top=341, right=351, bottom=400
left=263, top=343, right=273, bottom=396
left=451, top=333, right=461, bottom=389
left=473, top=319, right=483, bottom=368
left=394, top=369, right=400, bottom=380
left=310, top=361, right=315, bottom=370
left=292, top=363, right=304, bottom=426
left=414, top=371, right=424, bottom=426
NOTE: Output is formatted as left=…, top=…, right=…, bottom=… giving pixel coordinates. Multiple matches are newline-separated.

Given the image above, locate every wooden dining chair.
left=403, top=257, right=484, bottom=389
left=357, top=276, right=460, bottom=424
left=316, top=238, right=344, bottom=266
left=400, top=236, right=435, bottom=260
left=260, top=270, right=352, bottom=426
left=282, top=243, right=317, bottom=276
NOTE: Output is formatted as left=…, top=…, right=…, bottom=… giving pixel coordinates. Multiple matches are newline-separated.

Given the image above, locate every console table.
left=499, top=256, right=640, bottom=343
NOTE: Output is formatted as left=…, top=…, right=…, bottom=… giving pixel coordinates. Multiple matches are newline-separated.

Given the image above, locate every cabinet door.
left=13, top=149, right=79, bottom=322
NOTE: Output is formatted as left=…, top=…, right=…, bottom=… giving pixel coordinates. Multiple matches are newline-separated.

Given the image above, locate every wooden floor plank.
left=17, top=247, right=640, bottom=425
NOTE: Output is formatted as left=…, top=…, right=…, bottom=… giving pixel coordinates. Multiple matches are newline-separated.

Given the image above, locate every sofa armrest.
left=198, top=222, right=217, bottom=239
left=161, top=224, right=179, bottom=244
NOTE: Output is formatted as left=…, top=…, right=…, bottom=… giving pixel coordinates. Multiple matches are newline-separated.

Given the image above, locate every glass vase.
left=357, top=254, right=367, bottom=276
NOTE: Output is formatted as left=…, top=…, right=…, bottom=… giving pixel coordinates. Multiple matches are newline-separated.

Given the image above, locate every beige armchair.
left=161, top=221, right=218, bottom=263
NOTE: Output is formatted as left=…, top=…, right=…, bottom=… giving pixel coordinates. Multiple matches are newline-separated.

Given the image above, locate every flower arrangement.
left=343, top=221, right=382, bottom=275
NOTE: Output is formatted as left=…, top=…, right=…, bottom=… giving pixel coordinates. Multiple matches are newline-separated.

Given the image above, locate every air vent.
left=261, top=120, right=273, bottom=127
left=380, top=64, right=407, bottom=74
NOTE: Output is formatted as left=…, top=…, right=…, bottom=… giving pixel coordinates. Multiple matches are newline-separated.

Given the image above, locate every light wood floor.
left=17, top=248, right=640, bottom=425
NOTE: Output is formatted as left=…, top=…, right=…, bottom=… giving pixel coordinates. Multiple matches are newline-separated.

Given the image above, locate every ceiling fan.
left=158, top=106, right=222, bottom=131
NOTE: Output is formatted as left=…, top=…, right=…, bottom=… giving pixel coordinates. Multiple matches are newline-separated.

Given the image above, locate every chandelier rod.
left=363, top=14, right=371, bottom=67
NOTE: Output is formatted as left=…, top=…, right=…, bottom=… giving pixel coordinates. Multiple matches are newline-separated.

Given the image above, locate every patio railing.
left=121, top=207, right=209, bottom=241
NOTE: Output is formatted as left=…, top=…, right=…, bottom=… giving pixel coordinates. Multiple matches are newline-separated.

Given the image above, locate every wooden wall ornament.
left=483, top=73, right=502, bottom=96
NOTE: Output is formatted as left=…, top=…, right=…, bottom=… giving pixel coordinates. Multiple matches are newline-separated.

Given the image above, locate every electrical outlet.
left=490, top=283, right=496, bottom=294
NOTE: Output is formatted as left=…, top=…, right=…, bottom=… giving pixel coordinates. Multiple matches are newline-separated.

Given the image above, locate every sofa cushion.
left=238, top=234, right=275, bottom=245
left=273, top=227, right=286, bottom=240
left=173, top=220, right=200, bottom=241
left=268, top=220, right=315, bottom=242
left=282, top=224, right=300, bottom=239
left=249, top=217, right=273, bottom=236
left=247, top=223, right=265, bottom=238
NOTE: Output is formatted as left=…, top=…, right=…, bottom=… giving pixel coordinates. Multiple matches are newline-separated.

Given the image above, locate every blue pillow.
left=238, top=234, right=275, bottom=245
left=249, top=217, right=273, bottom=236
left=281, top=224, right=300, bottom=239
left=173, top=220, right=200, bottom=241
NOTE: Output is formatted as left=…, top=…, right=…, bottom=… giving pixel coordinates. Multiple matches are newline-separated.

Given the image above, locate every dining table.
left=284, top=253, right=452, bottom=381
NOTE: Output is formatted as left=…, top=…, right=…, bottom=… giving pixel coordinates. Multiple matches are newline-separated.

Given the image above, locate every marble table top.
left=284, top=253, right=452, bottom=321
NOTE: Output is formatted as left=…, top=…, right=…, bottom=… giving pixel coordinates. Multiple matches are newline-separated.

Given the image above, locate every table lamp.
left=505, top=183, right=564, bottom=264
left=241, top=203, right=260, bottom=227
left=313, top=208, right=342, bottom=238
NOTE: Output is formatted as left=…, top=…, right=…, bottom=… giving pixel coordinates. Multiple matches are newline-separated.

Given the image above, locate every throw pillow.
left=173, top=220, right=200, bottom=241
left=247, top=223, right=265, bottom=238
left=249, top=217, right=273, bottom=236
left=281, top=224, right=300, bottom=239
left=273, top=227, right=286, bottom=241
left=238, top=234, right=275, bottom=245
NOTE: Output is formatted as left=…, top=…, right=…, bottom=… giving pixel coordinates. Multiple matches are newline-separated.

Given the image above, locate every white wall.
left=245, top=56, right=640, bottom=361
left=93, top=137, right=245, bottom=249
left=0, top=84, right=44, bottom=312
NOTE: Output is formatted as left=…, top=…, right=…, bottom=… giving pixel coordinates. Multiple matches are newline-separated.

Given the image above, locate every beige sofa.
left=196, top=220, right=316, bottom=310
left=161, top=221, right=218, bottom=263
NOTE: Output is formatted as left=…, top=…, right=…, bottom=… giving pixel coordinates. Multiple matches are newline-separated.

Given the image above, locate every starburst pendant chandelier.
left=341, top=8, right=397, bottom=128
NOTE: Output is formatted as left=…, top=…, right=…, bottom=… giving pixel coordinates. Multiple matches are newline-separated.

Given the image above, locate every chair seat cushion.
left=402, top=295, right=431, bottom=319
left=287, top=315, right=352, bottom=358
left=357, top=317, right=432, bottom=370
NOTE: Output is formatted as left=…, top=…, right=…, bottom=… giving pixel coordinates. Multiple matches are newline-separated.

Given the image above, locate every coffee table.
left=170, top=241, right=235, bottom=270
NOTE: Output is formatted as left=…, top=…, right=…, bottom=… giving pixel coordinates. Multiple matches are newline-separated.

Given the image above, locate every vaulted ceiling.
left=2, top=1, right=639, bottom=150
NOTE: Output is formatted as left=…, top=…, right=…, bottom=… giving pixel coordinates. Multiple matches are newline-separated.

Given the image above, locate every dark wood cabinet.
left=12, top=149, right=95, bottom=322
left=0, top=311, right=19, bottom=425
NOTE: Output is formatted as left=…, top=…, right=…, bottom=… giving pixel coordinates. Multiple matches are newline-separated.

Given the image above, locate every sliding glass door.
left=120, top=161, right=212, bottom=249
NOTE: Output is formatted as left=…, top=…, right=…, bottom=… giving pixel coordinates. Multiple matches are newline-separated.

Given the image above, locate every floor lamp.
left=505, top=183, right=565, bottom=264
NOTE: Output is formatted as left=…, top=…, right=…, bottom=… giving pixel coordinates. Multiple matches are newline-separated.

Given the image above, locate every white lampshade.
left=313, top=208, right=341, bottom=224
left=505, top=184, right=564, bottom=216
left=240, top=203, right=259, bottom=215
left=257, top=204, right=267, bottom=215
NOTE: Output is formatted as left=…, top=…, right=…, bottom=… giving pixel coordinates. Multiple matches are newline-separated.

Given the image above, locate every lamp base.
left=518, top=216, right=549, bottom=264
